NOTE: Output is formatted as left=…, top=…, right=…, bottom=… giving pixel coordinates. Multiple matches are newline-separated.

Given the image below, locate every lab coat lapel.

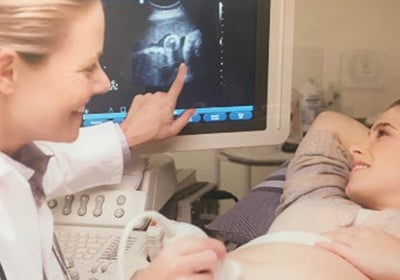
left=0, top=157, right=44, bottom=280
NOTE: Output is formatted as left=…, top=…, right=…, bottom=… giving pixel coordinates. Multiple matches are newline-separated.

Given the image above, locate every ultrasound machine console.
left=50, top=0, right=295, bottom=278
left=50, top=154, right=178, bottom=279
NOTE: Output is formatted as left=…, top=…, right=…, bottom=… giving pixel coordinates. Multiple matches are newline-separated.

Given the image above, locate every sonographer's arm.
left=37, top=121, right=126, bottom=199
left=132, top=236, right=227, bottom=280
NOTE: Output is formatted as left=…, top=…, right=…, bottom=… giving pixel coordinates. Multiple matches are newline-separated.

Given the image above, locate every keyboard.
left=54, top=225, right=148, bottom=280
left=49, top=162, right=199, bottom=279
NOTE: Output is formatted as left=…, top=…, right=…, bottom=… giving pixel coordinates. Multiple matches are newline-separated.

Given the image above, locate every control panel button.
left=114, top=208, right=125, bottom=219
left=48, top=199, right=58, bottom=209
left=93, top=195, right=105, bottom=217
left=63, top=195, right=75, bottom=216
left=77, top=194, right=89, bottom=216
left=116, top=195, right=126, bottom=205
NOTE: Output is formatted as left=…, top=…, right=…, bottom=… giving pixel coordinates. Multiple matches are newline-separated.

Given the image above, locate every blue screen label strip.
left=83, top=106, right=254, bottom=127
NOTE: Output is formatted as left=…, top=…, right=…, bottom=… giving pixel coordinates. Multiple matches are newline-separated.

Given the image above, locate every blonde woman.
left=0, top=1, right=226, bottom=279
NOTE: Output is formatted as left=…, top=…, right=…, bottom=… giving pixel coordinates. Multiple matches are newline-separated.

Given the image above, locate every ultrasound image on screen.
left=130, top=1, right=202, bottom=87
left=85, top=0, right=269, bottom=134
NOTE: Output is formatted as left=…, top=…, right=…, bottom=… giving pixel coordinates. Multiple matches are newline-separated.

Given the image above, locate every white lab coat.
left=0, top=122, right=125, bottom=279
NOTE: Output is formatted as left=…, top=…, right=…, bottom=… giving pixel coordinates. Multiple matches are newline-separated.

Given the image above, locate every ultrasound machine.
left=50, top=0, right=295, bottom=279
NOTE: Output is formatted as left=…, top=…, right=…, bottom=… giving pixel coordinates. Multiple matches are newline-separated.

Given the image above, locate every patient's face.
left=346, top=106, right=400, bottom=210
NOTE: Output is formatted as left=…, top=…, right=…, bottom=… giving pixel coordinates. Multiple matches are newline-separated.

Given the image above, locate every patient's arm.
left=309, top=111, right=368, bottom=148
left=317, top=226, right=400, bottom=280
left=271, top=111, right=369, bottom=227
left=272, top=111, right=366, bottom=221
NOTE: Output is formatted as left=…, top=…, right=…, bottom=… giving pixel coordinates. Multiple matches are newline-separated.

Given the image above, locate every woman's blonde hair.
left=0, top=0, right=99, bottom=64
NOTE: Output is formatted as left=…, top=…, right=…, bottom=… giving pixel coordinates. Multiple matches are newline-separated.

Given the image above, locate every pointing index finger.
left=167, top=63, right=187, bottom=99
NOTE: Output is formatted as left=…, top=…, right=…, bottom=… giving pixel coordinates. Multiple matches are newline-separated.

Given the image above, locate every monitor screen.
left=84, top=0, right=294, bottom=153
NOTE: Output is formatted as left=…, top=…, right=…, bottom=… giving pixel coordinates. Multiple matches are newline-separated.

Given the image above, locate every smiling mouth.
left=351, top=163, right=370, bottom=171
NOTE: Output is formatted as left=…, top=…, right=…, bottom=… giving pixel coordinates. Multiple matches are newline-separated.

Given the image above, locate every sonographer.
left=0, top=1, right=229, bottom=279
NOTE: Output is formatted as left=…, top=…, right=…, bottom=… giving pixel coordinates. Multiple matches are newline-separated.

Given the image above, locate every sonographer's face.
left=17, top=1, right=110, bottom=142
left=346, top=106, right=400, bottom=210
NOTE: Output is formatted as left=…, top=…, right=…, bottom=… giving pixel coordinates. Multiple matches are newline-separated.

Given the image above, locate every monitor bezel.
left=131, top=0, right=295, bottom=154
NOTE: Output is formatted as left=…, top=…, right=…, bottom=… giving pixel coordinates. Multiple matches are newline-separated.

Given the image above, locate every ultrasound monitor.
left=83, top=0, right=295, bottom=153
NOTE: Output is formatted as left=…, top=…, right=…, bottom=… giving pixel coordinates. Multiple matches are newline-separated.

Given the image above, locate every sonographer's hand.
left=316, top=225, right=400, bottom=280
left=132, top=236, right=227, bottom=280
left=120, top=63, right=195, bottom=148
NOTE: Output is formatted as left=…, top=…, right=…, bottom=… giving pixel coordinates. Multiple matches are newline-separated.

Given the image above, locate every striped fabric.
left=205, top=161, right=289, bottom=245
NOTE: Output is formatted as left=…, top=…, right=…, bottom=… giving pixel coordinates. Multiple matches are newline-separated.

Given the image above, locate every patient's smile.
left=351, top=162, right=369, bottom=172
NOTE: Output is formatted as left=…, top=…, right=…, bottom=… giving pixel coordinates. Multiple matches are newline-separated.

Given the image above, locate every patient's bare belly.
left=227, top=242, right=368, bottom=280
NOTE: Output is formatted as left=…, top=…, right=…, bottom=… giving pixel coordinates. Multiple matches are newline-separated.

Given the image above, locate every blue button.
left=203, top=113, right=227, bottom=122
left=189, top=114, right=201, bottom=123
left=83, top=119, right=106, bottom=127
left=229, top=111, right=253, bottom=121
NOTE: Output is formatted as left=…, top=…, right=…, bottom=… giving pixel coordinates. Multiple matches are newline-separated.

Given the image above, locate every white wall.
left=171, top=0, right=400, bottom=207
left=293, top=0, right=400, bottom=118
